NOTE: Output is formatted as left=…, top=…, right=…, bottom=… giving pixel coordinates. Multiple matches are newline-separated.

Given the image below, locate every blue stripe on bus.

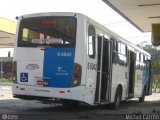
left=43, top=48, right=75, bottom=88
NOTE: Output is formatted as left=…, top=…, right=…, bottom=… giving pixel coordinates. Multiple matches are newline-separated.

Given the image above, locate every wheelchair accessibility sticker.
left=20, top=73, right=28, bottom=82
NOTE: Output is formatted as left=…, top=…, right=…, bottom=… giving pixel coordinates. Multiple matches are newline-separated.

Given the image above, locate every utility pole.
left=0, top=59, right=3, bottom=79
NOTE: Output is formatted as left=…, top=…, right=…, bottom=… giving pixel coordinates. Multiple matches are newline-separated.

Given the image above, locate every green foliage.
left=153, top=82, right=160, bottom=88
left=0, top=73, right=13, bottom=82
left=0, top=77, right=13, bottom=82
left=154, top=61, right=160, bottom=68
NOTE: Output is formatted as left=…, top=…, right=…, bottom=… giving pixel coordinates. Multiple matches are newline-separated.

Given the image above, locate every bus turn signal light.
left=75, top=65, right=81, bottom=71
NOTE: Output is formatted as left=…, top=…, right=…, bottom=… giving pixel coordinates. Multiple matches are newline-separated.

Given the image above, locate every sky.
left=0, top=0, right=151, bottom=57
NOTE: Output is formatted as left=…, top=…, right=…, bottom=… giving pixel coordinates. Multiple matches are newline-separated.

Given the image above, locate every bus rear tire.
left=110, top=86, right=122, bottom=109
left=139, top=88, right=145, bottom=103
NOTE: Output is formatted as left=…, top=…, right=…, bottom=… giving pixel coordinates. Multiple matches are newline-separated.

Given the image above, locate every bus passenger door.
left=128, top=50, right=136, bottom=98
left=145, top=60, right=152, bottom=95
left=95, top=36, right=112, bottom=103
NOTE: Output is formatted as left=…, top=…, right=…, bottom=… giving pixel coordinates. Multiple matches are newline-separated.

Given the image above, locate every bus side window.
left=117, top=42, right=127, bottom=66
left=144, top=56, right=149, bottom=70
left=111, top=38, right=118, bottom=64
left=136, top=52, right=140, bottom=69
left=140, top=54, right=145, bottom=70
left=88, top=25, right=96, bottom=59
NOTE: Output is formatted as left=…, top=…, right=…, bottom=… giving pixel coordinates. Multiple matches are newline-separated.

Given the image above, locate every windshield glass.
left=18, top=16, right=77, bottom=47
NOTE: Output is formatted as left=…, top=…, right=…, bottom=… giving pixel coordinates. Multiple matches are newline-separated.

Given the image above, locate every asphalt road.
left=0, top=83, right=160, bottom=120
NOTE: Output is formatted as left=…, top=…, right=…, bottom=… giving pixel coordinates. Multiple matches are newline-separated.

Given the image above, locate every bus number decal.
left=57, top=52, right=72, bottom=57
left=88, top=63, right=97, bottom=71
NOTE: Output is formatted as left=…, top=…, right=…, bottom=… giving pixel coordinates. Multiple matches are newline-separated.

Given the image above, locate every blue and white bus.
left=12, top=12, right=152, bottom=108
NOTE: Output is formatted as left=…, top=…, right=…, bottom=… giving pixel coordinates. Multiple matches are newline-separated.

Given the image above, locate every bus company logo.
left=26, top=64, right=39, bottom=70
left=56, top=66, right=69, bottom=76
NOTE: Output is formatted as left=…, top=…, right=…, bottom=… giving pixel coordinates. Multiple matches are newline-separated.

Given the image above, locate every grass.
left=0, top=77, right=13, bottom=82
left=152, top=82, right=160, bottom=90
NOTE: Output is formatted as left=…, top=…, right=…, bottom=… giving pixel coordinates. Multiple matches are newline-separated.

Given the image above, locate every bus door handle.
left=103, top=72, right=110, bottom=79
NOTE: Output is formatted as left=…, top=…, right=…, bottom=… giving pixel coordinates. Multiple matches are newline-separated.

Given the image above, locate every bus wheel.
left=62, top=100, right=79, bottom=108
left=139, top=88, right=145, bottom=103
left=110, top=86, right=122, bottom=109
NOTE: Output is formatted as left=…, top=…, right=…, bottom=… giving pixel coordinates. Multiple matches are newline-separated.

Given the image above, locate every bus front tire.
left=110, top=86, right=122, bottom=109
left=139, top=88, right=145, bottom=103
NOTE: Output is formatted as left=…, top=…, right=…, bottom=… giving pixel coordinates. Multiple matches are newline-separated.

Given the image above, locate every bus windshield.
left=18, top=16, right=77, bottom=47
